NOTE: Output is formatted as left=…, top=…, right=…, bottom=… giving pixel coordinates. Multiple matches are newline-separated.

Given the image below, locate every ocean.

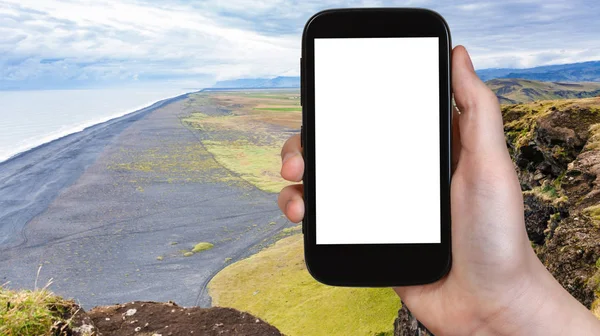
left=0, top=88, right=190, bottom=162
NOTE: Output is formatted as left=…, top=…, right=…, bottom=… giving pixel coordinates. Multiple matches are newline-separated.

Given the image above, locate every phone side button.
left=300, top=125, right=303, bottom=148
left=300, top=57, right=304, bottom=106
left=302, top=220, right=306, bottom=235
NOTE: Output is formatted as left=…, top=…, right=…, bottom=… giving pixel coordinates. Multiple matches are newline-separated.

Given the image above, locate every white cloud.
left=0, top=0, right=300, bottom=87
left=1, top=0, right=600, bottom=88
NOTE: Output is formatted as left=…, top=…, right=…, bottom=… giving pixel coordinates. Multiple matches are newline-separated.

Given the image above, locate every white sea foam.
left=0, top=88, right=190, bottom=162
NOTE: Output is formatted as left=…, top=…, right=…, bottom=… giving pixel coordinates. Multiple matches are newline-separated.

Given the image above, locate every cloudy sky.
left=1, top=0, right=600, bottom=89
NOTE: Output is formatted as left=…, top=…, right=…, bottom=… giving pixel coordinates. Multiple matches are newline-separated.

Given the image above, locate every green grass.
left=209, top=234, right=401, bottom=336
left=0, top=285, right=80, bottom=336
left=202, top=140, right=289, bottom=193
left=253, top=107, right=301, bottom=112
left=523, top=181, right=568, bottom=206
left=192, top=242, right=214, bottom=253
left=541, top=183, right=559, bottom=199
left=244, top=94, right=299, bottom=100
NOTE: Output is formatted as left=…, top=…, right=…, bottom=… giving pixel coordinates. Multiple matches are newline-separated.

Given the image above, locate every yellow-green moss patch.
left=585, top=124, right=600, bottom=152
left=281, top=225, right=302, bottom=234
left=584, top=204, right=600, bottom=221
left=192, top=242, right=214, bottom=253
left=208, top=234, right=400, bottom=336
left=592, top=298, right=600, bottom=320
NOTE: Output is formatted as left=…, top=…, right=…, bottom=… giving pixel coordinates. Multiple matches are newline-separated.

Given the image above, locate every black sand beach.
left=0, top=92, right=293, bottom=308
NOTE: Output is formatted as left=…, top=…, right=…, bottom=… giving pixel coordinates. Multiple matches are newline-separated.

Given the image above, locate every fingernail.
left=282, top=151, right=299, bottom=164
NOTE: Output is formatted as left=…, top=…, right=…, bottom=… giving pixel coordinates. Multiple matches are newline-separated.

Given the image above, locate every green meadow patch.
left=202, top=139, right=289, bottom=193
left=253, top=107, right=301, bottom=112
left=209, top=234, right=400, bottom=336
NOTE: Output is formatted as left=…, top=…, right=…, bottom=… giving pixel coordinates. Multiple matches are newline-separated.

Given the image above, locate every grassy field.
left=209, top=234, right=401, bottom=336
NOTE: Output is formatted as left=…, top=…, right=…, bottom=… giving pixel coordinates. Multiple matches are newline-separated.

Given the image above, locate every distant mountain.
left=212, top=76, right=299, bottom=89
left=212, top=60, right=600, bottom=91
left=486, top=78, right=600, bottom=104
left=476, top=61, right=600, bottom=82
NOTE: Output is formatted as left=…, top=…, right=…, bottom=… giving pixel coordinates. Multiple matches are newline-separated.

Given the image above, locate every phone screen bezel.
left=301, top=8, right=452, bottom=286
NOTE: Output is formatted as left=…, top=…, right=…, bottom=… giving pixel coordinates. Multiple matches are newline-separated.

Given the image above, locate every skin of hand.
left=278, top=45, right=600, bottom=335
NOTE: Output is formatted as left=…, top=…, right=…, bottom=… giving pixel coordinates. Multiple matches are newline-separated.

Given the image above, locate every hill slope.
left=213, top=76, right=299, bottom=88
left=486, top=78, right=600, bottom=104
left=477, top=60, right=600, bottom=82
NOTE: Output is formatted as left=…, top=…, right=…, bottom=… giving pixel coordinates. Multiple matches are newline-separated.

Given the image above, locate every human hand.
left=278, top=45, right=600, bottom=335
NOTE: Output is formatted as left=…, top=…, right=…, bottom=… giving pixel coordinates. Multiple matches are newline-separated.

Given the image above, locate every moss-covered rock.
left=538, top=216, right=600, bottom=307
left=504, top=99, right=600, bottom=191
left=503, top=97, right=600, bottom=309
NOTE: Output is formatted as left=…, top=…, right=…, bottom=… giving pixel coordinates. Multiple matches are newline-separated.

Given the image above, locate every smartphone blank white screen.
left=314, top=37, right=440, bottom=245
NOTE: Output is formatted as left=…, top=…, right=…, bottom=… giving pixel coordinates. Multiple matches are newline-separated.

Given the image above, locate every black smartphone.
left=300, top=8, right=452, bottom=286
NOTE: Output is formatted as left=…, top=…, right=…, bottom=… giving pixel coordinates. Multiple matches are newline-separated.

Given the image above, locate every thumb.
left=452, top=46, right=507, bottom=158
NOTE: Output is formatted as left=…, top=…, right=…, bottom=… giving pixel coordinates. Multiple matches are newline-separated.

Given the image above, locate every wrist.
left=477, top=259, right=600, bottom=335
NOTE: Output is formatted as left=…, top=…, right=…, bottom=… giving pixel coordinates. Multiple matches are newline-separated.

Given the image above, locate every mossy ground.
left=209, top=234, right=400, bottom=336
left=181, top=91, right=301, bottom=193
left=585, top=124, right=600, bottom=152
left=0, top=285, right=80, bottom=336
left=584, top=204, right=600, bottom=221
left=106, top=143, right=240, bottom=187
left=592, top=298, right=600, bottom=319
left=202, top=140, right=288, bottom=193
left=502, top=100, right=560, bottom=150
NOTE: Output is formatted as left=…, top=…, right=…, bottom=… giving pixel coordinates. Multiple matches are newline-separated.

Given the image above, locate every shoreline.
left=0, top=90, right=293, bottom=308
left=0, top=91, right=195, bottom=165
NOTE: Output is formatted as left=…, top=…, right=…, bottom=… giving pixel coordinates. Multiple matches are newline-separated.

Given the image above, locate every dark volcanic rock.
left=394, top=305, right=434, bottom=336
left=523, top=193, right=561, bottom=244
left=88, top=301, right=281, bottom=336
